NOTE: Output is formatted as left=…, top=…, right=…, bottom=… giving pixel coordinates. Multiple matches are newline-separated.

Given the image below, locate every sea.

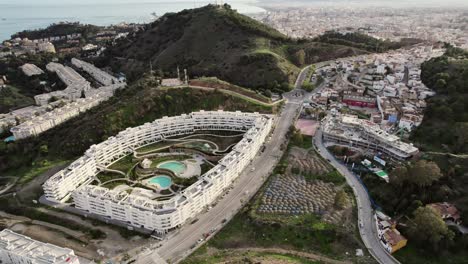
left=0, top=0, right=267, bottom=41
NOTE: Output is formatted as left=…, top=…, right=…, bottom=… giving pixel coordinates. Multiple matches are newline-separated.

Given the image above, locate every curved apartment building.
left=43, top=110, right=273, bottom=234
left=322, top=114, right=418, bottom=160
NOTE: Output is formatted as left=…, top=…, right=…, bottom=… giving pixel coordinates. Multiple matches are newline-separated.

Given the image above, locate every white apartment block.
left=20, top=63, right=44, bottom=77
left=322, top=114, right=418, bottom=160
left=71, top=58, right=119, bottom=86
left=0, top=229, right=80, bottom=264
left=9, top=59, right=126, bottom=139
left=35, top=63, right=91, bottom=106
left=11, top=85, right=124, bottom=140
left=43, top=111, right=272, bottom=234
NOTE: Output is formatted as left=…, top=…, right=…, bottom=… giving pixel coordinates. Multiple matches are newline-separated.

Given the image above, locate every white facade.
left=322, top=114, right=418, bottom=160
left=43, top=111, right=272, bottom=234
left=71, top=58, right=119, bottom=86
left=20, top=63, right=44, bottom=77
left=0, top=229, right=80, bottom=264
left=35, top=63, right=91, bottom=106
left=11, top=84, right=124, bottom=140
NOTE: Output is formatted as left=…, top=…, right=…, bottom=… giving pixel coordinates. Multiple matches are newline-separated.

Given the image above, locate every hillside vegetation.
left=12, top=22, right=101, bottom=40
left=314, top=31, right=423, bottom=53
left=411, top=47, right=468, bottom=153
left=101, top=4, right=367, bottom=93
left=0, top=77, right=273, bottom=180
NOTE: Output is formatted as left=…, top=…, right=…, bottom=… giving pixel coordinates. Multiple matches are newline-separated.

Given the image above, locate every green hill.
left=101, top=4, right=366, bottom=92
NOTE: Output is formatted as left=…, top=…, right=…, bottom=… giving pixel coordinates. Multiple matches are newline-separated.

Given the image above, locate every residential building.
left=43, top=111, right=273, bottom=234
left=20, top=63, right=44, bottom=77
left=322, top=114, right=419, bottom=160
left=428, top=203, right=462, bottom=224
left=71, top=58, right=119, bottom=86
left=0, top=229, right=80, bottom=264
left=375, top=212, right=408, bottom=254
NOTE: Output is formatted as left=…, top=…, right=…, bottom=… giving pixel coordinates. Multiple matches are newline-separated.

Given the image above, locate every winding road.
left=132, top=59, right=400, bottom=264
left=313, top=129, right=400, bottom=264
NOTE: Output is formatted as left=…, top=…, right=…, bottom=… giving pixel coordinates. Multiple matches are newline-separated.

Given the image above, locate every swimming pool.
left=148, top=175, right=172, bottom=189
left=157, top=161, right=186, bottom=175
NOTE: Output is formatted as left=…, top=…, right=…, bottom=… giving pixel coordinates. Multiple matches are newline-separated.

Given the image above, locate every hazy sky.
left=2, top=0, right=468, bottom=6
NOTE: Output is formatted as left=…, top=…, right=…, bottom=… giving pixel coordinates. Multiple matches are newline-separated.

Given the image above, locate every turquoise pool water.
left=148, top=175, right=172, bottom=189
left=157, top=161, right=186, bottom=175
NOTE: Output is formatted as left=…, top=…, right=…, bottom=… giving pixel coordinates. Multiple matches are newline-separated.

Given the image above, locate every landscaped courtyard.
left=86, top=132, right=244, bottom=202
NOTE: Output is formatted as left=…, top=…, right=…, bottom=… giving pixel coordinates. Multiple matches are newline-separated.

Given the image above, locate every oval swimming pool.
left=148, top=175, right=172, bottom=189
left=157, top=161, right=186, bottom=175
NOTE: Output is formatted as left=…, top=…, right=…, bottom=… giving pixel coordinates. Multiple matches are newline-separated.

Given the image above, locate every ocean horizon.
left=0, top=1, right=266, bottom=41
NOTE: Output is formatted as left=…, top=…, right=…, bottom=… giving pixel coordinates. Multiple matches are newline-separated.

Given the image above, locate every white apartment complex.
left=0, top=229, right=80, bottom=264
left=43, top=110, right=273, bottom=234
left=9, top=58, right=126, bottom=140
left=10, top=87, right=120, bottom=139
left=322, top=114, right=418, bottom=160
left=71, top=58, right=119, bottom=86
left=34, top=62, right=91, bottom=106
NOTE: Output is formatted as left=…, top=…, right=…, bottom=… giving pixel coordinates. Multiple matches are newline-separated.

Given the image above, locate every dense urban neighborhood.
left=0, top=2, right=467, bottom=264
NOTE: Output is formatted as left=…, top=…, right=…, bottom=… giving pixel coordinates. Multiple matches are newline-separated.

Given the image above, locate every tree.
left=334, top=189, right=349, bottom=209
left=409, top=206, right=454, bottom=247
left=294, top=49, right=306, bottom=65
left=407, top=160, right=442, bottom=187
left=390, top=165, right=408, bottom=186
left=39, top=144, right=48, bottom=155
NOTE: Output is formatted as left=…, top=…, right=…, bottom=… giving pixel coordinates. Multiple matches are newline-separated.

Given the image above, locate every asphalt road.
left=133, top=58, right=397, bottom=264
left=314, top=127, right=400, bottom=264
left=144, top=69, right=308, bottom=264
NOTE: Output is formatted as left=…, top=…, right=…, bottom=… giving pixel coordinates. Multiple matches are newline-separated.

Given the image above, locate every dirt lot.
left=295, top=119, right=320, bottom=136
left=9, top=223, right=100, bottom=260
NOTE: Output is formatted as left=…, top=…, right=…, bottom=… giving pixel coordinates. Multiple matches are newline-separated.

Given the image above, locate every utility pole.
left=149, top=61, right=154, bottom=76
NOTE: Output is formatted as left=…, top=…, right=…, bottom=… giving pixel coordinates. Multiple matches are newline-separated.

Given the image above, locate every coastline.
left=0, top=1, right=267, bottom=42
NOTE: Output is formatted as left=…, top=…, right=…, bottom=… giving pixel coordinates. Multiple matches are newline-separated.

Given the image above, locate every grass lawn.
left=184, top=248, right=322, bottom=264
left=15, top=159, right=70, bottom=184
left=197, top=208, right=364, bottom=262
left=134, top=141, right=176, bottom=154
left=194, top=77, right=272, bottom=103
left=101, top=180, right=129, bottom=189
left=108, top=155, right=135, bottom=172
left=96, top=171, right=124, bottom=183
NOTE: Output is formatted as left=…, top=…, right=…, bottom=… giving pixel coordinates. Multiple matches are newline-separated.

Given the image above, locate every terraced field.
left=256, top=146, right=350, bottom=225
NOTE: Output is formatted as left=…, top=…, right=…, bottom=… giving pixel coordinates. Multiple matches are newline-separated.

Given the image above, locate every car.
left=221, top=219, right=227, bottom=224
left=190, top=218, right=199, bottom=225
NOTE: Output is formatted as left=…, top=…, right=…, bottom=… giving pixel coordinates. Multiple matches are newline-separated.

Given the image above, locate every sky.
left=2, top=0, right=468, bottom=6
